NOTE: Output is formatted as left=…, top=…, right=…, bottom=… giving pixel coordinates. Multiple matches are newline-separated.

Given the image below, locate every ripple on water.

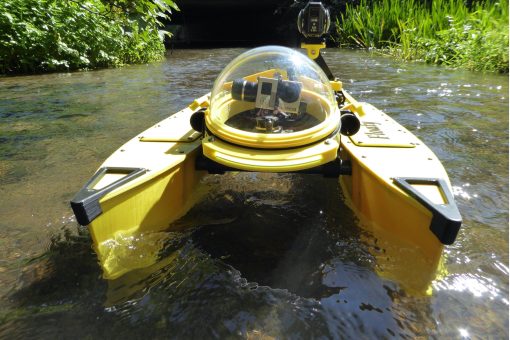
left=0, top=48, right=508, bottom=339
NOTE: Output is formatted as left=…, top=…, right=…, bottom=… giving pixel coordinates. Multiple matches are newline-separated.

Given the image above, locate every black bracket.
left=393, top=177, right=462, bottom=245
left=195, top=154, right=351, bottom=177
left=70, top=167, right=146, bottom=226
left=315, top=53, right=335, bottom=81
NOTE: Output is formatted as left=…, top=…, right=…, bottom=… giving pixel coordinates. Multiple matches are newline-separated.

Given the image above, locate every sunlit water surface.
left=0, top=49, right=507, bottom=338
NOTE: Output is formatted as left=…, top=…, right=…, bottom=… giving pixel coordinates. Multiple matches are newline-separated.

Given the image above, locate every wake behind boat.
left=70, top=2, right=461, bottom=293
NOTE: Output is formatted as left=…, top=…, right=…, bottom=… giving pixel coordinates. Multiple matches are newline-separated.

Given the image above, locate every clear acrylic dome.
left=206, top=46, right=340, bottom=149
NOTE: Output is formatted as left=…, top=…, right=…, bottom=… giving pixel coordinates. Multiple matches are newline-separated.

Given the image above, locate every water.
left=0, top=49, right=507, bottom=338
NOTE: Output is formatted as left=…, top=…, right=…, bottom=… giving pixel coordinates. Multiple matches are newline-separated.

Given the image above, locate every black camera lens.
left=232, top=79, right=258, bottom=102
left=277, top=81, right=302, bottom=103
left=340, top=110, right=361, bottom=136
left=297, top=2, right=331, bottom=39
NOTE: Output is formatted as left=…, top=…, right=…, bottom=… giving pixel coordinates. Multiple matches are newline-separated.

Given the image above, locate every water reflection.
left=1, top=172, right=439, bottom=338
left=94, top=170, right=424, bottom=338
left=434, top=272, right=502, bottom=299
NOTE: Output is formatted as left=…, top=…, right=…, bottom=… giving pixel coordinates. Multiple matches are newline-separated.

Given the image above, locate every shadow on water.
left=0, top=227, right=108, bottom=338
left=1, top=173, right=438, bottom=339
left=190, top=175, right=370, bottom=299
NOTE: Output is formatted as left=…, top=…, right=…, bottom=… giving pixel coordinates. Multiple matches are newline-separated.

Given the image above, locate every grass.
left=333, top=0, right=509, bottom=73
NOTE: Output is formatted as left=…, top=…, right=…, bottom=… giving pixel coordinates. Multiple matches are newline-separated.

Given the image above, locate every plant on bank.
left=0, top=0, right=178, bottom=74
left=334, top=0, right=509, bottom=72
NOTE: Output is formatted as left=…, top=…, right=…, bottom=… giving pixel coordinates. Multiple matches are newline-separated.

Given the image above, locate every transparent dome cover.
left=206, top=46, right=340, bottom=148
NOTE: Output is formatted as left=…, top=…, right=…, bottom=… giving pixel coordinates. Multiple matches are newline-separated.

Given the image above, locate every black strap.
left=315, top=53, right=335, bottom=81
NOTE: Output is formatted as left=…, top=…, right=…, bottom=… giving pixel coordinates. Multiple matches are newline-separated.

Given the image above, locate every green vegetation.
left=334, top=0, right=509, bottom=72
left=0, top=0, right=178, bottom=74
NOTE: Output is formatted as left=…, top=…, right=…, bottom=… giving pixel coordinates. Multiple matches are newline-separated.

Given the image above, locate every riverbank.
left=1, top=0, right=507, bottom=74
left=333, top=0, right=509, bottom=73
left=0, top=0, right=177, bottom=74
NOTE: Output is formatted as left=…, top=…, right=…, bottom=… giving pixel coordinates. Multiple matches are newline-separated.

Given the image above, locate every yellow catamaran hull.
left=71, top=43, right=461, bottom=297
left=71, top=90, right=460, bottom=293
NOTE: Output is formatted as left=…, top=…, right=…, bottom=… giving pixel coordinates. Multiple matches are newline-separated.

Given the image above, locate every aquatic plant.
left=0, top=0, right=178, bottom=74
left=334, top=0, right=509, bottom=72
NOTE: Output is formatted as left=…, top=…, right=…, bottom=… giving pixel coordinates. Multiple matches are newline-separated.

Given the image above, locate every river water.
left=0, top=48, right=508, bottom=338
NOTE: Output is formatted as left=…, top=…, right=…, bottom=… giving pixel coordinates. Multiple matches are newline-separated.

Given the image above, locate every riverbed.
left=0, top=48, right=508, bottom=338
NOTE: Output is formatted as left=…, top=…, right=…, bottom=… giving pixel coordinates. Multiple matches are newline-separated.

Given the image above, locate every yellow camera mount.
left=301, top=42, right=326, bottom=60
